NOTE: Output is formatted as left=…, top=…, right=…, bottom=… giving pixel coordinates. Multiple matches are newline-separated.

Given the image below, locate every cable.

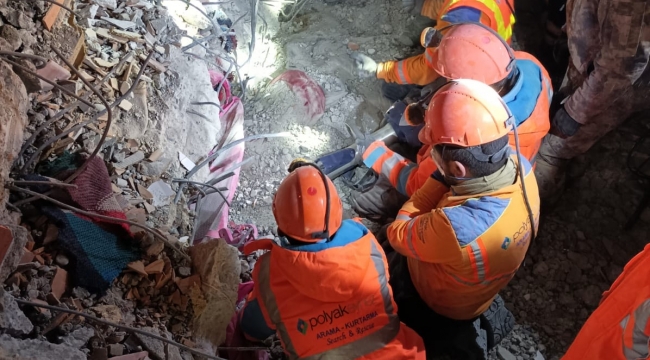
left=14, top=300, right=269, bottom=358
left=512, top=122, right=537, bottom=248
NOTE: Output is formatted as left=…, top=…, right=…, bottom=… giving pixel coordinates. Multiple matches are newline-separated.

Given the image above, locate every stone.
left=0, top=334, right=86, bottom=359
left=497, top=346, right=517, bottom=360
left=11, top=57, right=42, bottom=93
left=108, top=343, right=124, bottom=356
left=116, top=178, right=128, bottom=187
left=108, top=351, right=149, bottom=360
left=189, top=239, right=240, bottom=348
left=178, top=266, right=191, bottom=277
left=0, top=225, right=28, bottom=282
left=0, top=61, right=29, bottom=222
left=133, top=327, right=182, bottom=360
left=115, top=151, right=145, bottom=168
left=580, top=285, right=603, bottom=308
left=397, top=34, right=414, bottom=46
left=61, top=327, right=95, bottom=349
left=534, top=351, right=545, bottom=360
left=94, top=0, right=117, bottom=9
left=367, top=49, right=376, bottom=55
left=51, top=267, right=68, bottom=300
left=55, top=254, right=69, bottom=266
left=0, top=25, right=23, bottom=50
left=0, top=288, right=33, bottom=335
left=532, top=261, right=549, bottom=276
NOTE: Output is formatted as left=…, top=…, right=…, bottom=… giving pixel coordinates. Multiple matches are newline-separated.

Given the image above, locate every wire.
left=16, top=51, right=135, bottom=164
left=174, top=132, right=290, bottom=203
left=172, top=179, right=231, bottom=206
left=8, top=185, right=191, bottom=261
left=14, top=300, right=269, bottom=358
left=512, top=122, right=537, bottom=251
left=39, top=0, right=82, bottom=19
left=9, top=180, right=77, bottom=188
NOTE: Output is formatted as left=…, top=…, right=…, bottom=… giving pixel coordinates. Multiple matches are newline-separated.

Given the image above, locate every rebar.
left=174, top=132, right=290, bottom=202
left=9, top=185, right=190, bottom=261
left=191, top=101, right=223, bottom=111
left=40, top=0, right=82, bottom=19
left=172, top=179, right=230, bottom=206
left=16, top=51, right=134, bottom=163
left=50, top=46, right=113, bottom=184
left=10, top=180, right=77, bottom=188
left=15, top=300, right=269, bottom=357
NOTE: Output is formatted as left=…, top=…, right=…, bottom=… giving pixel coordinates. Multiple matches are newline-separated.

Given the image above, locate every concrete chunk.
left=0, top=225, right=28, bottom=283
left=0, top=334, right=86, bottom=360
left=114, top=151, right=145, bottom=169
left=0, top=288, right=33, bottom=335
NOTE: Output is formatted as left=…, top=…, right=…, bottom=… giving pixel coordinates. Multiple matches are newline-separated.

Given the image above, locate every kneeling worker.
left=239, top=161, right=426, bottom=359
left=387, top=79, right=540, bottom=358
left=353, top=23, right=551, bottom=222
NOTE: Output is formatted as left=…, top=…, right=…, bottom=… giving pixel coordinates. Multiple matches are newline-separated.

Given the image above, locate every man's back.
left=388, top=156, right=540, bottom=320
left=241, top=219, right=425, bottom=359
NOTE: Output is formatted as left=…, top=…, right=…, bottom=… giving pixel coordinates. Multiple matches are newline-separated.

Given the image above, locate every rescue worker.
left=563, top=243, right=650, bottom=359
left=385, top=79, right=540, bottom=358
left=401, top=0, right=515, bottom=44
left=238, top=162, right=426, bottom=359
left=352, top=23, right=551, bottom=222
left=351, top=0, right=515, bottom=94
left=534, top=0, right=650, bottom=200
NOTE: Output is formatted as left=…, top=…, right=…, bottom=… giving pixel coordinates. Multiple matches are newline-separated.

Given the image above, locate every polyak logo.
left=501, top=237, right=511, bottom=250
left=297, top=318, right=308, bottom=335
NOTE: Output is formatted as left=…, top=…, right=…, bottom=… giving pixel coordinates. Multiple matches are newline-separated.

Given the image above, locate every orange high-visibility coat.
left=377, top=0, right=515, bottom=85
left=366, top=52, right=551, bottom=197
left=387, top=156, right=540, bottom=320
left=563, top=243, right=650, bottom=360
left=241, top=219, right=426, bottom=359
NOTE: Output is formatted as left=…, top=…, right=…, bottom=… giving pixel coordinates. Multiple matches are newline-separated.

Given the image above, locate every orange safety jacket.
left=377, top=0, right=515, bottom=85
left=240, top=219, right=426, bottom=359
left=367, top=52, right=552, bottom=197
left=563, top=243, right=650, bottom=360
left=386, top=156, right=540, bottom=320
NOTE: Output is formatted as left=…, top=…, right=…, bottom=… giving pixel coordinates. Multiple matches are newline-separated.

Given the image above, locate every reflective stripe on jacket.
left=368, top=52, right=552, bottom=197
left=377, top=0, right=515, bottom=85
left=563, top=243, right=650, bottom=360
left=386, top=156, right=540, bottom=320
left=241, top=219, right=426, bottom=359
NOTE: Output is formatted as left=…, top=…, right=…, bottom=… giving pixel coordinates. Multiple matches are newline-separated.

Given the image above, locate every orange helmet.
left=272, top=165, right=343, bottom=242
left=419, top=79, right=513, bottom=147
left=424, top=23, right=515, bottom=85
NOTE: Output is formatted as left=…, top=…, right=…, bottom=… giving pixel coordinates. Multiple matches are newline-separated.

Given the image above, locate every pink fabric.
left=221, top=282, right=269, bottom=360
left=206, top=222, right=258, bottom=250
left=193, top=72, right=245, bottom=243
left=208, top=69, right=238, bottom=115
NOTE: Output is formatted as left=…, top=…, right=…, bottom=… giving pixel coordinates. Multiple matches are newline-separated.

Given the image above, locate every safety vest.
left=437, top=0, right=515, bottom=43
left=244, top=222, right=425, bottom=359
left=563, top=243, right=650, bottom=359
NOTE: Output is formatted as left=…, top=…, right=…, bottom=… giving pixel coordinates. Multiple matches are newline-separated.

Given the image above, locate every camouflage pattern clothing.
left=535, top=0, right=650, bottom=199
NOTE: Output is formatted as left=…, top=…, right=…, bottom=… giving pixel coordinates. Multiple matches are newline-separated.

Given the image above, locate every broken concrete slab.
left=109, top=350, right=149, bottom=360
left=0, top=334, right=86, bottom=360
left=61, top=327, right=95, bottom=349
left=148, top=180, right=175, bottom=207
left=0, top=225, right=28, bottom=283
left=0, top=61, right=29, bottom=221
left=189, top=239, right=240, bottom=348
left=133, top=327, right=182, bottom=360
left=0, top=288, right=33, bottom=335
left=114, top=151, right=145, bottom=168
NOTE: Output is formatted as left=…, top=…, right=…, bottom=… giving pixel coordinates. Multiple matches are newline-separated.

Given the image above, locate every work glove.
left=287, top=158, right=312, bottom=172
left=402, top=0, right=425, bottom=14
left=350, top=53, right=378, bottom=78
left=549, top=106, right=581, bottom=139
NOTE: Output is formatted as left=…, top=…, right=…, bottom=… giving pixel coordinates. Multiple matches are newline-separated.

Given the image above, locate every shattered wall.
left=0, top=48, right=28, bottom=224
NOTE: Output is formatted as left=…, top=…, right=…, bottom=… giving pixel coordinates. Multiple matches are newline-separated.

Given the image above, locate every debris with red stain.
left=270, top=70, right=325, bottom=125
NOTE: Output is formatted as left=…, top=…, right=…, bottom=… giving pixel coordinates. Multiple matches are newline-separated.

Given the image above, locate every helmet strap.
left=490, top=66, right=520, bottom=96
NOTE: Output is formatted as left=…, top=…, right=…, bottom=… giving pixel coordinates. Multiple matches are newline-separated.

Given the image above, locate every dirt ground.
left=226, top=1, right=650, bottom=359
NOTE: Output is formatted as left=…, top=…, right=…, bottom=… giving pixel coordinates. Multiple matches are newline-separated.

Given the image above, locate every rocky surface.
left=0, top=334, right=86, bottom=360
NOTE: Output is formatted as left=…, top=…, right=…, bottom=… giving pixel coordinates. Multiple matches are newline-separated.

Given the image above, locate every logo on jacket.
left=297, top=318, right=308, bottom=335
left=501, top=237, right=511, bottom=250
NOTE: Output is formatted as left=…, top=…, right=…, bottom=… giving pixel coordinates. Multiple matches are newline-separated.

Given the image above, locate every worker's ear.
left=446, top=161, right=467, bottom=178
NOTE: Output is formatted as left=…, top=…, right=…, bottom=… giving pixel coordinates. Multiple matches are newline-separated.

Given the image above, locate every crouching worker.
left=351, top=23, right=551, bottom=222
left=239, top=160, right=426, bottom=359
left=386, top=80, right=541, bottom=358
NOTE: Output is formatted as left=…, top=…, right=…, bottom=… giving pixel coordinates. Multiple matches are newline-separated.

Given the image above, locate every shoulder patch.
left=442, top=197, right=511, bottom=246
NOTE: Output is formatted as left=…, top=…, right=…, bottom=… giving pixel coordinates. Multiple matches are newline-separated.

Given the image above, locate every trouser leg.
left=388, top=253, right=488, bottom=359
left=350, top=174, right=409, bottom=223
left=535, top=85, right=650, bottom=199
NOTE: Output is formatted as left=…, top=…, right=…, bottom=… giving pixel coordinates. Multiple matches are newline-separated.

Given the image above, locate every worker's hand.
left=402, top=0, right=424, bottom=14
left=549, top=106, right=581, bottom=139
left=350, top=53, right=378, bottom=78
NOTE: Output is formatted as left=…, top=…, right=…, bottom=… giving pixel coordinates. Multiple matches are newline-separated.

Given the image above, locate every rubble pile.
left=0, top=0, right=251, bottom=358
